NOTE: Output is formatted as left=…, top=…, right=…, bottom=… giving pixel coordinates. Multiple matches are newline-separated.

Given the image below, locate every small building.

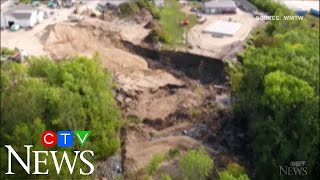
left=203, top=0, right=237, bottom=14
left=1, top=4, right=44, bottom=28
left=203, top=20, right=242, bottom=37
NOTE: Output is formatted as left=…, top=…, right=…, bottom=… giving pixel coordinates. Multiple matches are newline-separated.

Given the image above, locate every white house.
left=1, top=4, right=44, bottom=28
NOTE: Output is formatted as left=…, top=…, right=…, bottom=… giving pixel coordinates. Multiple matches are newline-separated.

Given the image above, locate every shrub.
left=145, top=25, right=171, bottom=44
left=253, top=36, right=278, bottom=47
left=119, top=2, right=140, bottom=17
left=218, top=163, right=249, bottom=180
left=179, top=148, right=214, bottom=180
left=168, top=148, right=180, bottom=158
left=136, top=0, right=160, bottom=19
left=1, top=47, right=16, bottom=56
left=160, top=172, right=172, bottom=180
left=146, top=154, right=164, bottom=176
left=156, top=25, right=171, bottom=43
left=144, top=29, right=160, bottom=43
left=127, top=116, right=142, bottom=124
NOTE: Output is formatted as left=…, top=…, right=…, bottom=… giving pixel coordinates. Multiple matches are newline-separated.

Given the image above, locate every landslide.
left=38, top=20, right=202, bottom=120
left=38, top=17, right=246, bottom=179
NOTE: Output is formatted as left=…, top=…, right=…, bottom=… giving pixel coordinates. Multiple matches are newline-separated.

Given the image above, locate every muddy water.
left=122, top=41, right=227, bottom=85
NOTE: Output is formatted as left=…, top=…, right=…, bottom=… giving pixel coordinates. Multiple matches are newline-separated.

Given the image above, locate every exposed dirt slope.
left=39, top=20, right=204, bottom=120
left=122, top=124, right=202, bottom=174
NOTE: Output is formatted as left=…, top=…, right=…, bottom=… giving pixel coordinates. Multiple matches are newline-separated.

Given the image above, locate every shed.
left=2, top=4, right=44, bottom=28
left=203, top=0, right=237, bottom=14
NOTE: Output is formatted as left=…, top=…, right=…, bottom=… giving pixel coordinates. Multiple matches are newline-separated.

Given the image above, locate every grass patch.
left=158, top=0, right=197, bottom=46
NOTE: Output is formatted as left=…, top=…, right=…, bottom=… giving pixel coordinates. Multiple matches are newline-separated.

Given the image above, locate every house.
left=203, top=0, right=237, bottom=14
left=1, top=4, right=44, bottom=28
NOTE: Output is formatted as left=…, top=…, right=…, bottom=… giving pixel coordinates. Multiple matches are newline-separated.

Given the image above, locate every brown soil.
left=122, top=124, right=202, bottom=175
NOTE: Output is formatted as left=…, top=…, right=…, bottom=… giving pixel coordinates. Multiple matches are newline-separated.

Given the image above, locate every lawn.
left=159, top=0, right=197, bottom=47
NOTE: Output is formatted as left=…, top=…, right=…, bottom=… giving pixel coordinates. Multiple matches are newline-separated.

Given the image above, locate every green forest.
left=229, top=0, right=319, bottom=179
left=0, top=56, right=121, bottom=179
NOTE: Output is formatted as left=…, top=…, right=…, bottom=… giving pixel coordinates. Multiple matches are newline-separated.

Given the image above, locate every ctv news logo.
left=279, top=161, right=307, bottom=176
left=41, top=130, right=90, bottom=147
left=5, top=130, right=94, bottom=175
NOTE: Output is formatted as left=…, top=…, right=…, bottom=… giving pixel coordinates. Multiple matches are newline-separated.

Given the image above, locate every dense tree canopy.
left=0, top=56, right=121, bottom=179
left=230, top=1, right=319, bottom=179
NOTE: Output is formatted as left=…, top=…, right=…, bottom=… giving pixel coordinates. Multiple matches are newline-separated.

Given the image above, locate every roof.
left=10, top=13, right=33, bottom=19
left=204, top=0, right=236, bottom=9
left=203, top=21, right=242, bottom=36
left=5, top=4, right=38, bottom=14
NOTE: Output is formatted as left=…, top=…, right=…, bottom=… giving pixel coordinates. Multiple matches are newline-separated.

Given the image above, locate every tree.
left=179, top=148, right=214, bottom=180
left=252, top=71, right=319, bottom=179
left=230, top=1, right=319, bottom=179
left=1, top=56, right=121, bottom=179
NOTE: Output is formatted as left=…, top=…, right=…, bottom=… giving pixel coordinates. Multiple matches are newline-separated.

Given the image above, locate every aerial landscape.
left=0, top=0, right=319, bottom=180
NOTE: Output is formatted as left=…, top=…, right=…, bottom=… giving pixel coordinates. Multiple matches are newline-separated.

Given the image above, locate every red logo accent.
left=41, top=130, right=57, bottom=147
